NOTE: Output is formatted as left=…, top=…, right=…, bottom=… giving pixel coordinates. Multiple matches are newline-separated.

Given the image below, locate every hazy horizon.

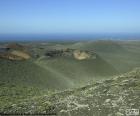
left=0, top=33, right=140, bottom=42
left=0, top=0, right=140, bottom=40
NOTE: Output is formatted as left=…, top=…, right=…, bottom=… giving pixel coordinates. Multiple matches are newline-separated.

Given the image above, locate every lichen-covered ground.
left=0, top=68, right=140, bottom=116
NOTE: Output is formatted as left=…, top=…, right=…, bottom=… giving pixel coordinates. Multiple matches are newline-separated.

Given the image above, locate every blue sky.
left=0, top=0, right=140, bottom=34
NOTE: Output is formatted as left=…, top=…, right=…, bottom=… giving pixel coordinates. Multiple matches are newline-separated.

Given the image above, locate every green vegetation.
left=36, top=55, right=117, bottom=87
left=0, top=40, right=140, bottom=115
left=69, top=40, right=140, bottom=73
left=0, top=59, right=73, bottom=89
left=0, top=68, right=140, bottom=115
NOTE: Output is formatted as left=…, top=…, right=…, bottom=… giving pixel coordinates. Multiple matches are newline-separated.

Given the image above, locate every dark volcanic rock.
left=45, top=48, right=96, bottom=60
left=7, top=43, right=26, bottom=51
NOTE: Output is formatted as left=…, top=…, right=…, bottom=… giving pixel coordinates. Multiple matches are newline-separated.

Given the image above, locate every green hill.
left=0, top=45, right=118, bottom=90
left=0, top=54, right=117, bottom=90
left=0, top=59, right=72, bottom=89
left=1, top=40, right=140, bottom=90
left=67, top=40, right=140, bottom=73
left=0, top=41, right=140, bottom=115
left=36, top=54, right=117, bottom=86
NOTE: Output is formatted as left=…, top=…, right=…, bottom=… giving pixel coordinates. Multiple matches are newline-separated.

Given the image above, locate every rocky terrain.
left=0, top=43, right=31, bottom=60
left=45, top=48, right=96, bottom=60
left=0, top=68, right=139, bottom=116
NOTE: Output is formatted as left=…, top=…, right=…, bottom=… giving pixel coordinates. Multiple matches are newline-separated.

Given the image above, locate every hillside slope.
left=68, top=40, right=140, bottom=73
left=0, top=59, right=72, bottom=89
left=36, top=54, right=117, bottom=86
left=26, top=40, right=140, bottom=74
left=0, top=44, right=118, bottom=90
left=0, top=68, right=140, bottom=116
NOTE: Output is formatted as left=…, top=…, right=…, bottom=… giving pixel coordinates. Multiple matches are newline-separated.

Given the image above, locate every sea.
left=0, top=33, right=140, bottom=42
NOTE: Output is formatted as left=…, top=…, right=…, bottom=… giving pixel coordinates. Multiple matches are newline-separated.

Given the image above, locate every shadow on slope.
left=0, top=59, right=72, bottom=90
left=69, top=40, right=140, bottom=73
left=36, top=54, right=118, bottom=87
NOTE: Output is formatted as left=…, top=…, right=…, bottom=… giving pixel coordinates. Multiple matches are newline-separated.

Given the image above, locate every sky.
left=0, top=0, right=140, bottom=35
